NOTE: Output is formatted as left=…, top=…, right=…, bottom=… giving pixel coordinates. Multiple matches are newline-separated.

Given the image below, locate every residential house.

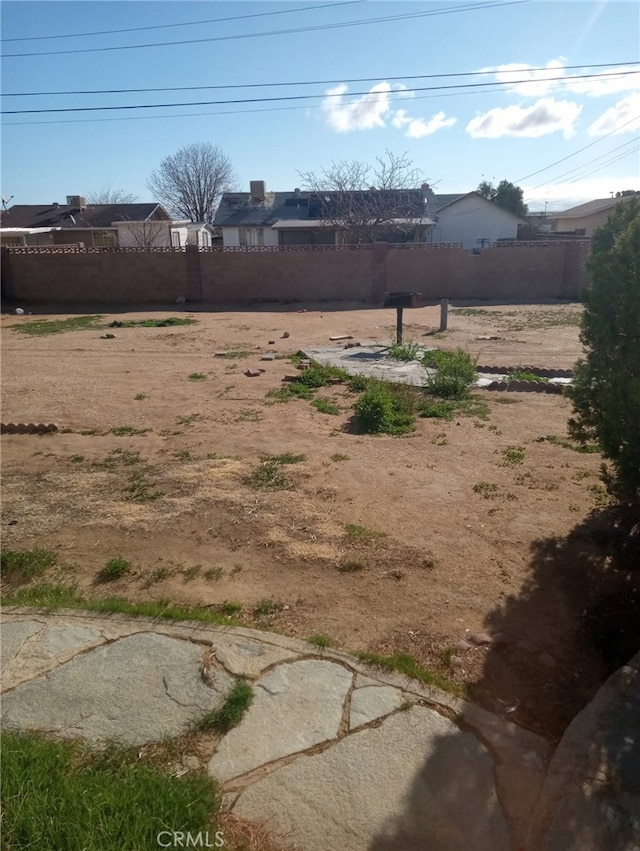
left=213, top=181, right=435, bottom=246
left=0, top=196, right=173, bottom=247
left=430, top=192, right=527, bottom=249
left=550, top=193, right=639, bottom=236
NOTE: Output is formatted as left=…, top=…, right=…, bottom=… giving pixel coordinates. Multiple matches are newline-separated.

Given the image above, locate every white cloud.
left=321, top=82, right=392, bottom=132
left=321, top=82, right=456, bottom=137
left=466, top=98, right=582, bottom=139
left=485, top=60, right=566, bottom=97
left=393, top=109, right=457, bottom=138
left=481, top=60, right=640, bottom=98
left=588, top=93, right=640, bottom=136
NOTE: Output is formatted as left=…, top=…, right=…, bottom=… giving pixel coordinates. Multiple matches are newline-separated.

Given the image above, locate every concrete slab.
left=233, top=705, right=511, bottom=851
left=1, top=632, right=234, bottom=745
left=209, top=659, right=352, bottom=783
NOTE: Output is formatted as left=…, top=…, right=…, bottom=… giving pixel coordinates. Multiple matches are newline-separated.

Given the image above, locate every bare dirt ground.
left=1, top=300, right=625, bottom=739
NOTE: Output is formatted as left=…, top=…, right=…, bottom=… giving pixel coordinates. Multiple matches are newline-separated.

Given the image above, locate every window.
left=92, top=230, right=117, bottom=248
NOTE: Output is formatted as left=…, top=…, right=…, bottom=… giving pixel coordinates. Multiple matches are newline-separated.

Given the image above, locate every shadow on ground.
left=369, top=504, right=640, bottom=851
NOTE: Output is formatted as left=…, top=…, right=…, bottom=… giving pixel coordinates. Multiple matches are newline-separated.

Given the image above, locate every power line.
left=515, top=113, right=640, bottom=182
left=3, top=71, right=636, bottom=116
left=565, top=146, right=640, bottom=183
left=526, top=137, right=640, bottom=190
left=4, top=61, right=636, bottom=98
left=2, top=0, right=531, bottom=58
left=0, top=1, right=367, bottom=42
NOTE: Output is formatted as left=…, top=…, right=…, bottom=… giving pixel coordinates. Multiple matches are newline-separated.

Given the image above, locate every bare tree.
left=86, top=187, right=138, bottom=204
left=147, top=142, right=237, bottom=224
left=298, top=150, right=428, bottom=244
left=117, top=219, right=171, bottom=249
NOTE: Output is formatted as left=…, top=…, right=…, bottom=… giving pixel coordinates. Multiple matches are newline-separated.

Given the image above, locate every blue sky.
left=1, top=0, right=638, bottom=212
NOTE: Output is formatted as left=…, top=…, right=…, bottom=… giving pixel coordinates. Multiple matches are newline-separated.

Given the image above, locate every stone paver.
left=349, top=684, right=405, bottom=729
left=212, top=635, right=297, bottom=677
left=209, top=659, right=352, bottom=783
left=2, top=622, right=106, bottom=689
left=2, top=631, right=234, bottom=745
left=1, top=619, right=43, bottom=676
left=233, top=706, right=511, bottom=851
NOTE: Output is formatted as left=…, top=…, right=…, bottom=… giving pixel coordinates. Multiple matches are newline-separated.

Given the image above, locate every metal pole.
left=439, top=298, right=449, bottom=332
left=396, top=307, right=403, bottom=344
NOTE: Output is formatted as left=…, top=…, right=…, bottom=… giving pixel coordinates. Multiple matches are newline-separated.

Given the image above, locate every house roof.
left=0, top=203, right=169, bottom=230
left=433, top=191, right=528, bottom=223
left=432, top=193, right=466, bottom=210
left=553, top=194, right=639, bottom=219
left=213, top=189, right=432, bottom=229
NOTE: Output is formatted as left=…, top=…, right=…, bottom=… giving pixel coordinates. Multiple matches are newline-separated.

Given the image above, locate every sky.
left=1, top=0, right=638, bottom=213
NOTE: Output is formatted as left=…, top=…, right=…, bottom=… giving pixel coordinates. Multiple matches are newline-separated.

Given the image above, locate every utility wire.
left=515, top=113, right=640, bottom=182
left=565, top=146, right=640, bottom=184
left=3, top=71, right=636, bottom=115
left=526, top=137, right=640, bottom=190
left=0, top=1, right=367, bottom=42
left=2, top=0, right=531, bottom=58
left=4, top=61, right=636, bottom=98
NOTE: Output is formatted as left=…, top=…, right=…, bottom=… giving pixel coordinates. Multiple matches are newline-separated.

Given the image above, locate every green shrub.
left=423, top=348, right=477, bottom=399
left=387, top=340, right=422, bottom=361
left=97, top=557, right=132, bottom=582
left=312, top=398, right=340, bottom=415
left=1, top=548, right=57, bottom=581
left=294, top=363, right=348, bottom=387
left=353, top=380, right=416, bottom=435
left=347, top=374, right=371, bottom=392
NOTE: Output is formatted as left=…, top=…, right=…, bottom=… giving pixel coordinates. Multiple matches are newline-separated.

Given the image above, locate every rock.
left=260, top=353, right=276, bottom=361
left=268, top=340, right=276, bottom=345
left=14, top=307, right=24, bottom=315
left=1, top=620, right=43, bottom=677
left=1, top=632, right=234, bottom=746
left=282, top=332, right=290, bottom=338
left=349, top=685, right=404, bottom=729
left=102, top=333, right=116, bottom=339
left=456, top=639, right=474, bottom=651
left=209, top=660, right=352, bottom=782
left=492, top=632, right=512, bottom=646
left=244, top=368, right=261, bottom=377
left=233, top=706, right=511, bottom=851
left=212, top=637, right=297, bottom=678
left=215, top=351, right=228, bottom=357
left=450, top=655, right=465, bottom=667
left=469, top=632, right=493, bottom=646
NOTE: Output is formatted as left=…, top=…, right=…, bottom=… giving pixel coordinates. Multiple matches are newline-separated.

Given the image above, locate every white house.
left=430, top=192, right=526, bottom=248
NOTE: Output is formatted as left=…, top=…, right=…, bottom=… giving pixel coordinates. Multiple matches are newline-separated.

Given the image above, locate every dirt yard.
left=1, top=300, right=619, bottom=739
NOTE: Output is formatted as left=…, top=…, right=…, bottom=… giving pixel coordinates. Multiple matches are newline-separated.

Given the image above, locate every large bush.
left=423, top=349, right=477, bottom=399
left=568, top=198, right=640, bottom=501
left=354, top=381, right=416, bottom=435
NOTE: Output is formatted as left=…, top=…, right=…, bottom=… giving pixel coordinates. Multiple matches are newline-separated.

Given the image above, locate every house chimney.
left=294, top=187, right=300, bottom=196
left=250, top=180, right=266, bottom=202
left=66, top=195, right=87, bottom=211
left=52, top=202, right=59, bottom=208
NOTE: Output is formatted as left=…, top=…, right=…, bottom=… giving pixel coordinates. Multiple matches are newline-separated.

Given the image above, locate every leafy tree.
left=568, top=198, right=640, bottom=501
left=147, top=142, right=237, bottom=223
left=298, top=150, right=429, bottom=244
left=86, top=187, right=138, bottom=204
left=477, top=180, right=528, bottom=217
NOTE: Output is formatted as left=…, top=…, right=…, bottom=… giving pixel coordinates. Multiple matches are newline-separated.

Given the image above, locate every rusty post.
left=439, top=298, right=449, bottom=332
left=396, top=307, right=404, bottom=344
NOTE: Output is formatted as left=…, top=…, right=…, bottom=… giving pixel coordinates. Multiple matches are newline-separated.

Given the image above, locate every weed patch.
left=312, top=398, right=340, bottom=415
left=125, top=472, right=164, bottom=502
left=110, top=426, right=151, bottom=437
left=192, top=680, right=253, bottom=734
left=116, top=317, right=196, bottom=328
left=544, top=434, right=599, bottom=453
left=1, top=548, right=57, bottom=583
left=330, top=452, right=350, bottom=462
left=188, top=372, right=207, bottom=381
left=473, top=481, right=500, bottom=499
left=252, top=598, right=284, bottom=617
left=337, top=560, right=366, bottom=573
left=387, top=340, right=422, bottom=361
left=508, top=370, right=549, bottom=383
left=345, top=523, right=386, bottom=540
left=176, top=413, right=203, bottom=426
left=501, top=446, right=526, bottom=466
left=96, top=556, right=132, bottom=583
left=308, top=634, right=335, bottom=648
left=10, top=315, right=104, bottom=335
left=354, top=650, right=460, bottom=694
left=353, top=380, right=417, bottom=435
left=423, top=349, right=477, bottom=399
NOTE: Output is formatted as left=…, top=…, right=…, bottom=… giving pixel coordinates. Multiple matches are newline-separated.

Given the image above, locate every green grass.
left=507, top=370, right=550, bottom=383
left=423, top=349, right=477, bottom=400
left=311, top=398, right=340, bottom=415
left=204, top=567, right=223, bottom=581
left=174, top=449, right=193, bottom=462
left=252, top=598, right=284, bottom=617
left=267, top=383, right=316, bottom=402
left=346, top=373, right=371, bottom=392
left=501, top=445, right=526, bottom=466
left=353, top=380, right=417, bottom=435
left=110, top=426, right=151, bottom=437
left=0, top=548, right=57, bottom=582
left=345, top=523, right=386, bottom=540
left=354, top=650, right=460, bottom=694
left=1, top=730, right=219, bottom=851
left=116, top=317, right=196, bottom=328
left=125, top=472, right=164, bottom=502
left=192, top=680, right=254, bottom=734
left=10, top=315, right=104, bottom=335
left=243, top=454, right=304, bottom=491
left=387, top=340, right=422, bottom=361
left=92, top=448, right=143, bottom=470
left=418, top=399, right=457, bottom=420
left=188, top=372, right=207, bottom=381
left=96, top=556, right=132, bottom=583
left=134, top=393, right=147, bottom=400
left=450, top=307, right=494, bottom=317
left=176, top=412, right=203, bottom=426
left=308, top=634, right=335, bottom=648
left=473, top=481, right=500, bottom=499
left=544, top=434, right=599, bottom=453
left=330, top=452, right=350, bottom=462
left=1, top=582, right=243, bottom=626
left=293, top=363, right=349, bottom=387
